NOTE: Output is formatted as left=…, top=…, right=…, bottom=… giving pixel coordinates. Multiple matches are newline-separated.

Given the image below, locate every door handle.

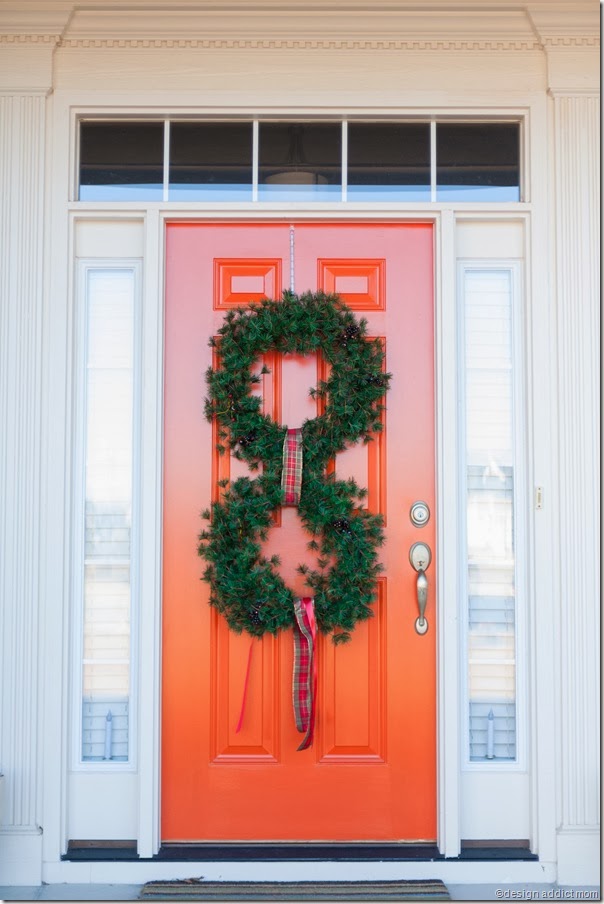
left=409, top=542, right=431, bottom=635
left=415, top=570, right=429, bottom=635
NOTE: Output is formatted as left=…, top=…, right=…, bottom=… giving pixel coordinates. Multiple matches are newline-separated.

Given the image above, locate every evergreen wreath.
left=198, top=290, right=391, bottom=644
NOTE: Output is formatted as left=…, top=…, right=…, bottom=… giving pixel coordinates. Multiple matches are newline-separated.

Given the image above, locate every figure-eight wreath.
left=199, top=290, right=391, bottom=644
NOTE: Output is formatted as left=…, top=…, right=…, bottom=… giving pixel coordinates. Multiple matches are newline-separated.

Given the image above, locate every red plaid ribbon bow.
left=293, top=597, right=317, bottom=751
left=282, top=428, right=303, bottom=506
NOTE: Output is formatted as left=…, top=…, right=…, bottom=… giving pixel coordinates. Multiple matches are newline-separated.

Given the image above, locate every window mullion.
left=341, top=120, right=348, bottom=202
left=163, top=120, right=170, bottom=203
left=430, top=120, right=437, bottom=202
left=252, top=120, right=259, bottom=202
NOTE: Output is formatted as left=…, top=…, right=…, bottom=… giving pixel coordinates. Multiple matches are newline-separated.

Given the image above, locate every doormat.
left=139, top=878, right=450, bottom=901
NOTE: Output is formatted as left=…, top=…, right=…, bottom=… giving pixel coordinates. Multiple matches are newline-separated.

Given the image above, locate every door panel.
left=163, top=222, right=435, bottom=841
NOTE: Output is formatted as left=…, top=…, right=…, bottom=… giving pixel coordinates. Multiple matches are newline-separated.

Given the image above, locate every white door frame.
left=39, top=90, right=558, bottom=878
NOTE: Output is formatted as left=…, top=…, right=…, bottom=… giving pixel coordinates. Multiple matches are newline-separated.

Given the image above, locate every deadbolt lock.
left=410, top=501, right=430, bottom=528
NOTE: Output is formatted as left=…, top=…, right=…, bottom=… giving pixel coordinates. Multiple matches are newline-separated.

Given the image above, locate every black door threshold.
left=64, top=841, right=537, bottom=863
left=157, top=844, right=444, bottom=862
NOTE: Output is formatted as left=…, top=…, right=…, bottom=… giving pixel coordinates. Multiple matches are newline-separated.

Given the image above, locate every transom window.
left=78, top=120, right=521, bottom=203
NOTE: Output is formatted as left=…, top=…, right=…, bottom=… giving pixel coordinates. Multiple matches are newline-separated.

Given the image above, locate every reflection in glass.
left=77, top=119, right=523, bottom=205
left=81, top=269, right=134, bottom=761
left=348, top=123, right=431, bottom=201
left=258, top=123, right=341, bottom=201
left=464, top=269, right=517, bottom=762
left=169, top=122, right=253, bottom=201
left=79, top=122, right=164, bottom=201
left=437, top=123, right=520, bottom=201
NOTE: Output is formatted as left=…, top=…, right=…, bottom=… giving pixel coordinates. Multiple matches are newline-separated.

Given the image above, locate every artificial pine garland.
left=198, top=291, right=391, bottom=644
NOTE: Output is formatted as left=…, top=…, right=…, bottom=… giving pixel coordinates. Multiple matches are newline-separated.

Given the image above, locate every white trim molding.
left=0, top=33, right=61, bottom=44
left=435, top=209, right=462, bottom=858
left=551, top=90, right=600, bottom=887
left=0, top=1, right=599, bottom=55
left=557, top=829, right=601, bottom=886
left=0, top=91, right=46, bottom=885
left=541, top=36, right=600, bottom=48
left=135, top=209, right=164, bottom=859
left=58, top=38, right=543, bottom=51
left=54, top=4, right=541, bottom=47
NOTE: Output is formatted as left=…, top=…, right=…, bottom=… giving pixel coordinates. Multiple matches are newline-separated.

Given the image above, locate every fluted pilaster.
left=553, top=92, right=600, bottom=832
left=0, top=93, right=46, bottom=831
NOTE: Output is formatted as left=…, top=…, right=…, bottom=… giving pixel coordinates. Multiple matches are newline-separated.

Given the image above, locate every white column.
left=530, top=2, right=601, bottom=879
left=551, top=89, right=600, bottom=885
left=0, top=91, right=46, bottom=883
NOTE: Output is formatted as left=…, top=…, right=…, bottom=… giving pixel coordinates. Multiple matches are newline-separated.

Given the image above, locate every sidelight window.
left=460, top=265, right=523, bottom=764
left=75, top=265, right=138, bottom=765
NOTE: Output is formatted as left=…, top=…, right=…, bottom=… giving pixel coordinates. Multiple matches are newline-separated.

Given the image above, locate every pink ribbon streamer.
left=235, top=640, right=255, bottom=733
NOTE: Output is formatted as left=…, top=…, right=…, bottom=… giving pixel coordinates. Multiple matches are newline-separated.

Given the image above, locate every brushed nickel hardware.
left=409, top=541, right=432, bottom=635
left=410, top=500, right=430, bottom=527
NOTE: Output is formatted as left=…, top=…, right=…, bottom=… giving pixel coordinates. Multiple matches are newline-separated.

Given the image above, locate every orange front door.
left=162, top=222, right=435, bottom=841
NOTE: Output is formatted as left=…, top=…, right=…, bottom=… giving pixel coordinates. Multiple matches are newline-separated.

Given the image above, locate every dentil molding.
left=0, top=2, right=599, bottom=52
left=55, top=37, right=543, bottom=50
left=0, top=33, right=598, bottom=50
left=542, top=35, right=600, bottom=48
left=42, top=6, right=552, bottom=48
left=0, top=32, right=59, bottom=42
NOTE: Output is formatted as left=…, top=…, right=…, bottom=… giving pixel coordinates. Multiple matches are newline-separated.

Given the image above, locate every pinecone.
left=237, top=431, right=256, bottom=447
left=339, top=324, right=361, bottom=346
left=249, top=604, right=264, bottom=626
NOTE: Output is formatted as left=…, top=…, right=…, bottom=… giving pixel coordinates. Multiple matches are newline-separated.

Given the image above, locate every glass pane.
left=437, top=123, right=520, bottom=201
left=84, top=564, right=130, bottom=660
left=169, top=122, right=253, bottom=201
left=79, top=122, right=164, bottom=201
left=464, top=269, right=517, bottom=762
left=258, top=123, right=341, bottom=201
left=81, top=269, right=134, bottom=762
left=347, top=123, right=431, bottom=201
left=82, top=692, right=129, bottom=763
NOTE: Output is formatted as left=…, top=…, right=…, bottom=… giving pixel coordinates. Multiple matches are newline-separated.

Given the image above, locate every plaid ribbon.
left=293, top=597, right=317, bottom=751
left=281, top=428, right=303, bottom=506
